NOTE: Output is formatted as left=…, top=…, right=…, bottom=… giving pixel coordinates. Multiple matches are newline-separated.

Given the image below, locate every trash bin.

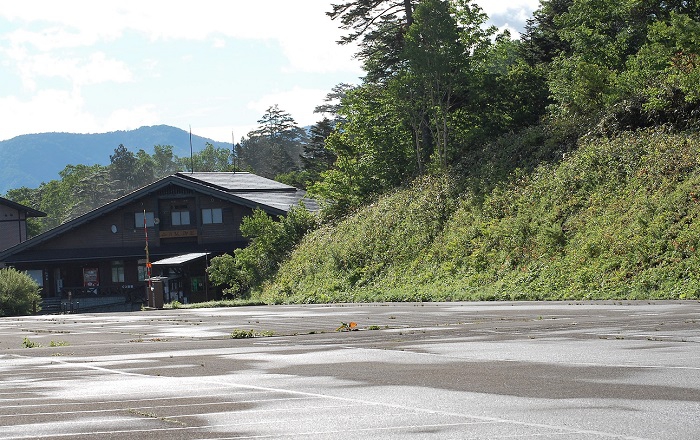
left=145, top=276, right=167, bottom=309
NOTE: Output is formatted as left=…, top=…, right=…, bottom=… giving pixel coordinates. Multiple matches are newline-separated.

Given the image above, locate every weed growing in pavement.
left=49, top=340, right=69, bottom=347
left=230, top=329, right=275, bottom=339
left=22, top=337, right=40, bottom=348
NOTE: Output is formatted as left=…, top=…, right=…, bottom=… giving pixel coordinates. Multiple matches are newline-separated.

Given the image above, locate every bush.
left=208, top=205, right=319, bottom=298
left=0, top=268, right=41, bottom=316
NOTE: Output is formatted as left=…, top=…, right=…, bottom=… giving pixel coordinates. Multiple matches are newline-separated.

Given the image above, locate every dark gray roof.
left=176, top=172, right=295, bottom=192
left=0, top=196, right=46, bottom=217
left=235, top=191, right=319, bottom=213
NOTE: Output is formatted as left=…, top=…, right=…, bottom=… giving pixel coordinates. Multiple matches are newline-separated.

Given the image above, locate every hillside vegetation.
left=261, top=129, right=700, bottom=302
left=202, top=0, right=700, bottom=303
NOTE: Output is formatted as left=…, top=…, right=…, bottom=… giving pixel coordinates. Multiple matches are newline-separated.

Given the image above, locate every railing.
left=59, top=285, right=147, bottom=312
left=60, top=285, right=146, bottom=299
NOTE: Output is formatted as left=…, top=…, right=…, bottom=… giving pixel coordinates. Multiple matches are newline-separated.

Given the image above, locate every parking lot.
left=1, top=301, right=699, bottom=439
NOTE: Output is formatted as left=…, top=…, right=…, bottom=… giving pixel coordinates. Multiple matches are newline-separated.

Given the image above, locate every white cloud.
left=105, top=105, right=161, bottom=132
left=477, top=0, right=540, bottom=17
left=0, top=89, right=158, bottom=139
left=248, top=87, right=330, bottom=128
left=0, top=1, right=362, bottom=74
left=11, top=51, right=132, bottom=92
left=0, top=90, right=95, bottom=137
left=195, top=125, right=256, bottom=144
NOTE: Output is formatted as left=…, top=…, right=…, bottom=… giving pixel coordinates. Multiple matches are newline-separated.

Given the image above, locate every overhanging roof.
left=152, top=252, right=210, bottom=266
left=0, top=196, right=46, bottom=217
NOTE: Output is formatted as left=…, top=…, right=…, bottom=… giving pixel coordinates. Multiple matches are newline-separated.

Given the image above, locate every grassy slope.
left=260, top=129, right=700, bottom=303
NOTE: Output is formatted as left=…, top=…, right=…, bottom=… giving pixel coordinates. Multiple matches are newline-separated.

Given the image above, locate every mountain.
left=0, top=125, right=232, bottom=195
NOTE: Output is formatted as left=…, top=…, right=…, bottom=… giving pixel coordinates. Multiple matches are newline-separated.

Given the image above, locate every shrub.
left=208, top=205, right=319, bottom=298
left=0, top=268, right=41, bottom=316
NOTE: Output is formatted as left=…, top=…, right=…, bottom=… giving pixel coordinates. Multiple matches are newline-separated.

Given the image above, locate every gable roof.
left=0, top=172, right=317, bottom=262
left=0, top=196, right=46, bottom=218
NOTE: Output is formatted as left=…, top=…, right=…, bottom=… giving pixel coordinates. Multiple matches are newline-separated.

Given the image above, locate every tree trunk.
left=404, top=0, right=413, bottom=26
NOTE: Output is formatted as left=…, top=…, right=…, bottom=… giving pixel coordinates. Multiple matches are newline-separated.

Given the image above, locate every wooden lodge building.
left=0, top=172, right=317, bottom=312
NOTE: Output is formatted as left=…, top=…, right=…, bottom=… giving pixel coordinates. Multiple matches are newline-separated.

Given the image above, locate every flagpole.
left=144, top=210, right=152, bottom=301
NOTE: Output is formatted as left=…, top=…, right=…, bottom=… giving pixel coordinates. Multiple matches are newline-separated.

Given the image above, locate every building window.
left=202, top=208, right=223, bottom=224
left=135, top=211, right=155, bottom=228
left=111, top=261, right=125, bottom=283
left=137, top=259, right=148, bottom=281
left=171, top=210, right=190, bottom=226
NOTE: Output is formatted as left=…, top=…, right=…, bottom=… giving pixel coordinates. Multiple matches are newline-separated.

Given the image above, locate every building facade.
left=0, top=172, right=317, bottom=310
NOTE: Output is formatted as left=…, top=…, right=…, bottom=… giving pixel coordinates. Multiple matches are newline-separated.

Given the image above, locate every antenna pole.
left=189, top=125, right=194, bottom=173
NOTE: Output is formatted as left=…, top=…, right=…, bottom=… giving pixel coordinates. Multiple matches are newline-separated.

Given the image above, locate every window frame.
left=111, top=260, right=125, bottom=283
left=171, top=210, right=191, bottom=226
left=202, top=208, right=223, bottom=224
left=135, top=211, right=155, bottom=228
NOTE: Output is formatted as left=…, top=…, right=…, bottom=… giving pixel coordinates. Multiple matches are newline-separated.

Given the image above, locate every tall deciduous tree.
left=152, top=145, right=180, bottom=177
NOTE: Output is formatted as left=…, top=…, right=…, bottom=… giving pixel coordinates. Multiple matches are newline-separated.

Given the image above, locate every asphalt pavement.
left=1, top=301, right=699, bottom=439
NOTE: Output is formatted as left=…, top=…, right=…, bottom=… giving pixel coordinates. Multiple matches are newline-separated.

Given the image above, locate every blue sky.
left=0, top=0, right=539, bottom=144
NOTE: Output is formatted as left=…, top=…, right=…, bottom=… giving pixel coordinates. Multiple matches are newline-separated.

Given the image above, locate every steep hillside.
left=0, top=125, right=231, bottom=194
left=263, top=129, right=700, bottom=302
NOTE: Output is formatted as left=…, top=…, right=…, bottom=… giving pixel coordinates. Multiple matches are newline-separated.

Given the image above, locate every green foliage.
left=0, top=268, right=41, bottom=316
left=309, top=84, right=417, bottom=216
left=545, top=0, right=700, bottom=135
left=208, top=206, right=319, bottom=297
left=22, top=337, right=40, bottom=348
left=230, top=329, right=275, bottom=339
left=263, top=129, right=700, bottom=303
left=164, top=298, right=265, bottom=309
left=237, top=105, right=307, bottom=179
left=263, top=175, right=460, bottom=303
left=177, top=142, right=236, bottom=172
left=49, top=340, right=69, bottom=347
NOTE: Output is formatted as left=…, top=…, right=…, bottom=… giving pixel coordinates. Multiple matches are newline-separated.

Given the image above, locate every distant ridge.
left=0, top=125, right=231, bottom=195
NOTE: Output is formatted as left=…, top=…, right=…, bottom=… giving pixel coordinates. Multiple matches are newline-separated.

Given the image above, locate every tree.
left=132, top=149, right=156, bottom=189
left=310, top=83, right=417, bottom=216
left=0, top=268, right=41, bottom=316
left=239, top=105, right=308, bottom=178
left=545, top=0, right=700, bottom=133
left=301, top=118, right=337, bottom=178
left=72, top=166, right=117, bottom=216
left=520, top=0, right=573, bottom=65
left=152, top=145, right=180, bottom=177
left=328, top=0, right=418, bottom=82
left=109, top=144, right=138, bottom=192
left=178, top=143, right=234, bottom=172
left=404, top=0, right=481, bottom=169
left=314, top=83, right=355, bottom=122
